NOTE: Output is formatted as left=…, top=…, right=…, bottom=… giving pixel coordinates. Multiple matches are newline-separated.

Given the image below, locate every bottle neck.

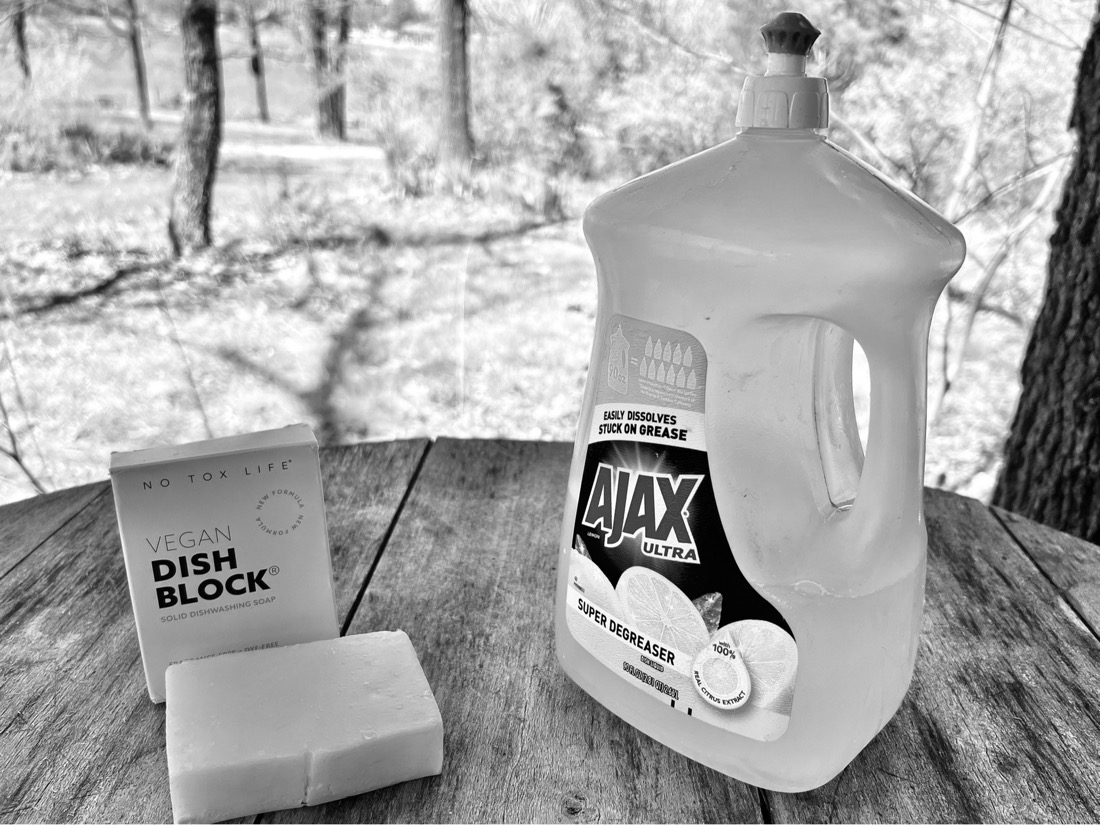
left=765, top=53, right=807, bottom=76
left=735, top=74, right=829, bottom=130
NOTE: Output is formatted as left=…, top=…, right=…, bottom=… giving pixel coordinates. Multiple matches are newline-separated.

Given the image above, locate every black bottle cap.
left=761, top=12, right=821, bottom=56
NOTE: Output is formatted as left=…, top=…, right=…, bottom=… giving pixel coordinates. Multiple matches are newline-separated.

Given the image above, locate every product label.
left=567, top=315, right=798, bottom=741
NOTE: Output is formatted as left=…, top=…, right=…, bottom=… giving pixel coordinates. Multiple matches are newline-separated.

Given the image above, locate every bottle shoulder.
left=584, top=134, right=965, bottom=265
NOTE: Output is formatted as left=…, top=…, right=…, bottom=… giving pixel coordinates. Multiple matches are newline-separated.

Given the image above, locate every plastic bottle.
left=554, top=12, right=966, bottom=792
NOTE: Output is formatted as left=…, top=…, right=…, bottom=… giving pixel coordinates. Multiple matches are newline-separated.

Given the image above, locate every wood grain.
left=0, top=482, right=107, bottom=581
left=266, top=438, right=765, bottom=825
left=318, top=439, right=431, bottom=627
left=0, top=441, right=426, bottom=824
left=993, top=504, right=1100, bottom=639
left=0, top=491, right=170, bottom=824
left=767, top=487, right=1100, bottom=823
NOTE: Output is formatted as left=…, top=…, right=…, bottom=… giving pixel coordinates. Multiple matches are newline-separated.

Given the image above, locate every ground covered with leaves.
left=0, top=153, right=601, bottom=502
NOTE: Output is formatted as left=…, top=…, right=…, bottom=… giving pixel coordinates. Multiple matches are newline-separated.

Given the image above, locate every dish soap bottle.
left=554, top=11, right=966, bottom=792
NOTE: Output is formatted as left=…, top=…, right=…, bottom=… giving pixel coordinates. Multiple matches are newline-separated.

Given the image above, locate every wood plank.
left=0, top=441, right=427, bottom=824
left=767, top=487, right=1100, bottom=823
left=319, top=439, right=431, bottom=626
left=268, top=438, right=765, bottom=825
left=993, top=504, right=1100, bottom=639
left=0, top=482, right=107, bottom=581
left=0, top=491, right=168, bottom=824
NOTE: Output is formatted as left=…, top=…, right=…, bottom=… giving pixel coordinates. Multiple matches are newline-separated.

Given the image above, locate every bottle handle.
left=834, top=318, right=929, bottom=545
left=812, top=322, right=864, bottom=512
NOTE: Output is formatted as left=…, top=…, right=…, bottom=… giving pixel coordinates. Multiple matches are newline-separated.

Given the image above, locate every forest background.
left=0, top=0, right=1093, bottom=506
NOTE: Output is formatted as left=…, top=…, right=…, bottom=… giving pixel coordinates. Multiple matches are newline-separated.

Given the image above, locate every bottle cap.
left=735, top=11, right=829, bottom=130
left=761, top=12, right=820, bottom=56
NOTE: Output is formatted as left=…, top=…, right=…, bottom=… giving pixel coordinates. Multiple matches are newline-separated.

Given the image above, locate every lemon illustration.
left=712, top=620, right=797, bottom=713
left=615, top=567, right=710, bottom=658
left=570, top=552, right=623, bottom=616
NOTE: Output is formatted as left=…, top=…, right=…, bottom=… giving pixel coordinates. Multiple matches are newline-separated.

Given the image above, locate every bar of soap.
left=165, top=631, right=443, bottom=824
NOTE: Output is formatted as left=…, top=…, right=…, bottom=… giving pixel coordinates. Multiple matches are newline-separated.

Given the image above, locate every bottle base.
left=554, top=588, right=915, bottom=793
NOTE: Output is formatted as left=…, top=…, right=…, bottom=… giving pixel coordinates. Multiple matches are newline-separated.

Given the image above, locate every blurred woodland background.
left=0, top=0, right=1096, bottom=521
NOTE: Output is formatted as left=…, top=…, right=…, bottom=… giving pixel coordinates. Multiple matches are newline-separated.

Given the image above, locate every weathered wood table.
left=2, top=438, right=1100, bottom=823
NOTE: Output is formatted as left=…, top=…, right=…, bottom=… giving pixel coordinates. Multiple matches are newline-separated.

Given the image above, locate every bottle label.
left=567, top=315, right=798, bottom=741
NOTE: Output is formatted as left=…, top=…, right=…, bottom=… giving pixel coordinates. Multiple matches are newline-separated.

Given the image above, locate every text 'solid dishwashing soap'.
left=554, top=12, right=966, bottom=792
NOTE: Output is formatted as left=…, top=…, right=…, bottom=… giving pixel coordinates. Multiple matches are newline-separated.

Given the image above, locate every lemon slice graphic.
left=570, top=552, right=623, bottom=616
left=691, top=639, right=752, bottom=710
left=615, top=567, right=709, bottom=658
left=712, top=620, right=798, bottom=713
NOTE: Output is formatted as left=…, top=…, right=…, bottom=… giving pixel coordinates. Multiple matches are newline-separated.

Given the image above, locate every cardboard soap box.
left=110, top=424, right=339, bottom=702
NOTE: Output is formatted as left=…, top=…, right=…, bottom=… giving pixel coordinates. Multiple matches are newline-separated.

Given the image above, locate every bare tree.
left=246, top=0, right=270, bottom=123
left=439, top=0, right=472, bottom=174
left=332, top=0, right=350, bottom=135
left=65, top=0, right=154, bottom=128
left=928, top=0, right=1015, bottom=425
left=124, top=0, right=152, bottom=130
left=309, top=0, right=351, bottom=139
left=992, top=4, right=1100, bottom=542
left=168, top=0, right=222, bottom=256
left=12, top=0, right=31, bottom=85
left=940, top=157, right=1067, bottom=400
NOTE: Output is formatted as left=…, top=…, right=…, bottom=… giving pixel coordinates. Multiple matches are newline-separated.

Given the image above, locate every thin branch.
left=99, top=0, right=129, bottom=36
left=953, top=151, right=1070, bottom=223
left=928, top=154, right=1067, bottom=426
left=948, top=156, right=1067, bottom=377
left=0, top=314, right=52, bottom=490
left=829, top=112, right=902, bottom=175
left=931, top=0, right=1015, bottom=426
left=0, top=271, right=53, bottom=494
left=1007, top=0, right=1085, bottom=51
left=0, top=388, right=47, bottom=495
left=596, top=0, right=748, bottom=72
left=946, top=284, right=1023, bottom=325
left=946, top=0, right=1080, bottom=51
left=934, top=291, right=954, bottom=427
left=943, top=0, right=1015, bottom=223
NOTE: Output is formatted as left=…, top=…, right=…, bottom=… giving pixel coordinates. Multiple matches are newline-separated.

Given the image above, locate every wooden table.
left=2, top=438, right=1100, bottom=823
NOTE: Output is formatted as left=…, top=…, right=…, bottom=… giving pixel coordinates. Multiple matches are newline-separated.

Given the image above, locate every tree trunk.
left=168, top=0, right=222, bottom=257
left=992, top=10, right=1100, bottom=543
left=331, top=0, right=350, bottom=139
left=310, top=0, right=347, bottom=140
left=12, top=0, right=30, bottom=85
left=247, top=1, right=270, bottom=123
left=439, top=0, right=472, bottom=173
left=125, top=0, right=152, bottom=130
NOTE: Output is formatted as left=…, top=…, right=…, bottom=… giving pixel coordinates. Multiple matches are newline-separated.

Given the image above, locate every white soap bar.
left=165, top=631, right=444, bottom=824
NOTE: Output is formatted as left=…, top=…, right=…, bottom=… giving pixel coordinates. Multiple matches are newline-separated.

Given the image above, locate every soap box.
left=110, top=424, right=339, bottom=702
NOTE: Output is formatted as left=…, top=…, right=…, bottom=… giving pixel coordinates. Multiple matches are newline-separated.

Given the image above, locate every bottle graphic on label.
left=553, top=11, right=966, bottom=792
left=607, top=325, right=630, bottom=395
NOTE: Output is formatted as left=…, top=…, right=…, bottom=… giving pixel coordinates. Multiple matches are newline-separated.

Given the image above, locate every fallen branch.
left=18, top=258, right=169, bottom=316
